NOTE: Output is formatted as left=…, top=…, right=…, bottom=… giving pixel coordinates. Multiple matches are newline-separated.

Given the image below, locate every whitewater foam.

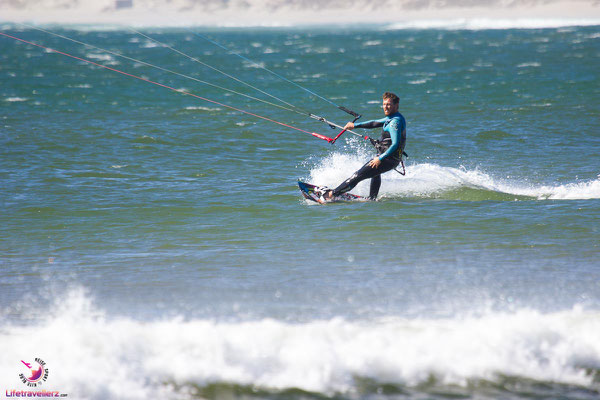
left=3, top=97, right=29, bottom=102
left=1, top=288, right=599, bottom=399
left=308, top=150, right=600, bottom=200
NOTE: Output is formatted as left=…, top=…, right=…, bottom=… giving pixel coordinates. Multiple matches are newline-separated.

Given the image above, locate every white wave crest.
left=307, top=151, right=600, bottom=200
left=4, top=97, right=29, bottom=102
left=0, top=289, right=599, bottom=399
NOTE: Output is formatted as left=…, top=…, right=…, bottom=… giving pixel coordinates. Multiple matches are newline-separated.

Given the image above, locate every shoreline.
left=1, top=1, right=600, bottom=28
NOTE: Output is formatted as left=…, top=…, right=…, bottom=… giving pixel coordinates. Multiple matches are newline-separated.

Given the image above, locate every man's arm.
left=355, top=118, right=386, bottom=129
left=343, top=117, right=386, bottom=131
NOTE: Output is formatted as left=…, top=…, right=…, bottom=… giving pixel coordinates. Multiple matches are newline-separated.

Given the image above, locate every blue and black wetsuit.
left=332, top=111, right=406, bottom=200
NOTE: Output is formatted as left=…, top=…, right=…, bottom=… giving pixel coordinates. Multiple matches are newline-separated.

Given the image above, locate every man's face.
left=383, top=98, right=399, bottom=116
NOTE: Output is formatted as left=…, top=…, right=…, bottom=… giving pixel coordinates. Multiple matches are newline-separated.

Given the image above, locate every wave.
left=3, top=97, right=29, bottom=102
left=1, top=288, right=599, bottom=400
left=307, top=151, right=600, bottom=201
left=1, top=0, right=599, bottom=28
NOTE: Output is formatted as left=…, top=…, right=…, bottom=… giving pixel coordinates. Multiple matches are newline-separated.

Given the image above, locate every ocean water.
left=1, top=23, right=600, bottom=399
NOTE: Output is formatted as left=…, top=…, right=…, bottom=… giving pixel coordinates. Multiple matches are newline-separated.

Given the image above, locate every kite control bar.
left=330, top=114, right=362, bottom=144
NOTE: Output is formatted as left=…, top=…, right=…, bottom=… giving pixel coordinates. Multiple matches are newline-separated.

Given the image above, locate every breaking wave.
left=1, top=288, right=599, bottom=400
left=308, top=151, right=600, bottom=201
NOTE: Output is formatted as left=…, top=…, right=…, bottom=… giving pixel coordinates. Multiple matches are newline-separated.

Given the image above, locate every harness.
left=396, top=152, right=408, bottom=176
left=368, top=138, right=408, bottom=176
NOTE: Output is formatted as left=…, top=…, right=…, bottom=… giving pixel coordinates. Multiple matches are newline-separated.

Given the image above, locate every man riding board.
left=320, top=91, right=406, bottom=202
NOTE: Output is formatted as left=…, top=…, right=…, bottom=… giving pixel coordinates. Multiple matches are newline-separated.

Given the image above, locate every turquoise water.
left=1, top=25, right=600, bottom=399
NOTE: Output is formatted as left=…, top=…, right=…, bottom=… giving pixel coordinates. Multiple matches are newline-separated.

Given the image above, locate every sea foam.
left=0, top=288, right=599, bottom=399
left=308, top=150, right=600, bottom=200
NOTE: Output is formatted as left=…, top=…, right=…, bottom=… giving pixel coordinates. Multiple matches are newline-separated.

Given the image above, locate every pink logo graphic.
left=19, top=358, right=48, bottom=387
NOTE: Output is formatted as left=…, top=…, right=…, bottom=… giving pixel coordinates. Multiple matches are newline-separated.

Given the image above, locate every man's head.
left=382, top=92, right=399, bottom=116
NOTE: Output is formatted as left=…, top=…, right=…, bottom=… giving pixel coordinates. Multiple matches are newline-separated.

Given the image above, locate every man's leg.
left=332, top=162, right=380, bottom=197
left=329, top=158, right=399, bottom=200
left=369, top=174, right=382, bottom=200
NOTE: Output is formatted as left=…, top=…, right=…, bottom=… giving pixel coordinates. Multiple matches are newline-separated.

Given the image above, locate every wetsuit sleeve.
left=378, top=118, right=400, bottom=160
left=354, top=117, right=386, bottom=129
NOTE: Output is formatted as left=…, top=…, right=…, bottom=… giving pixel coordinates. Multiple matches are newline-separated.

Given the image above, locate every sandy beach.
left=2, top=0, right=599, bottom=27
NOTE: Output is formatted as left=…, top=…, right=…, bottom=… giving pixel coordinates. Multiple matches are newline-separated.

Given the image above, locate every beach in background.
left=1, top=0, right=600, bottom=27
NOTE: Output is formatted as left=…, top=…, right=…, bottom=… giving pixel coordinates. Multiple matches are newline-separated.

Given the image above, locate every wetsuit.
left=332, top=111, right=406, bottom=200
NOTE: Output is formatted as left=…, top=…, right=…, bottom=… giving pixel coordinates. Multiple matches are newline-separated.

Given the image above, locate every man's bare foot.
left=319, top=189, right=334, bottom=203
left=316, top=187, right=334, bottom=203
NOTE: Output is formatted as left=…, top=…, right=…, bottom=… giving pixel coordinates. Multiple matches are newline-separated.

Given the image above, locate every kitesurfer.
left=320, top=92, right=406, bottom=201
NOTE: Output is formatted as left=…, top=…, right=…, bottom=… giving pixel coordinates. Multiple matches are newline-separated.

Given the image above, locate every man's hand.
left=368, top=157, right=381, bottom=168
left=343, top=122, right=355, bottom=131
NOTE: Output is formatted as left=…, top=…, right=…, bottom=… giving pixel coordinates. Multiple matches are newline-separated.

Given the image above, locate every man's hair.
left=383, top=92, right=399, bottom=105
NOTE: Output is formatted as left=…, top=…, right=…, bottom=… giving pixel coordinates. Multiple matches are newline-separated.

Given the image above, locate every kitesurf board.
left=298, top=181, right=366, bottom=204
